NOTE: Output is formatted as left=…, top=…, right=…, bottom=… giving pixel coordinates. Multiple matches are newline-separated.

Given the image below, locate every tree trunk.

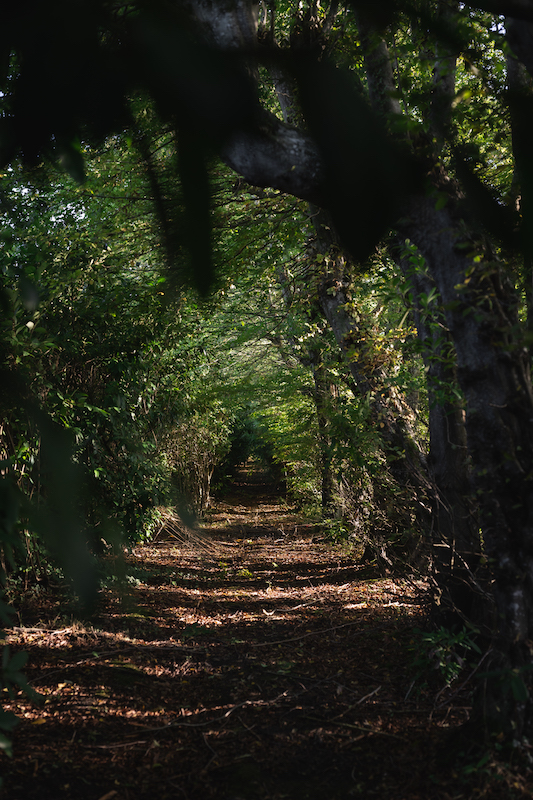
left=400, top=187, right=533, bottom=736
left=395, top=241, right=481, bottom=624
left=507, top=51, right=533, bottom=343
left=268, top=39, right=430, bottom=519
left=312, top=359, right=338, bottom=516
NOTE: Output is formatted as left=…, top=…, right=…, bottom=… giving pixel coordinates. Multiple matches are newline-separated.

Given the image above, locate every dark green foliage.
left=410, top=625, right=482, bottom=698
left=214, top=406, right=282, bottom=486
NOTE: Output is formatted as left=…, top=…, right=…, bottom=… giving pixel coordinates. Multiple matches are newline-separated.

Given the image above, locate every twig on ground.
left=10, top=627, right=75, bottom=635
left=238, top=715, right=262, bottom=741
left=92, top=741, right=148, bottom=750
left=27, top=643, right=205, bottom=684
left=200, top=733, right=219, bottom=774
left=328, top=686, right=382, bottom=721
left=355, top=685, right=382, bottom=705
left=304, top=716, right=404, bottom=740
left=128, top=691, right=291, bottom=734
left=250, top=621, right=381, bottom=647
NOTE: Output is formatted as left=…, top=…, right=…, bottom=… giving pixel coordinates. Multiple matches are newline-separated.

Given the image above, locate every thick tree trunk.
left=352, top=9, right=529, bottom=734
left=411, top=7, right=480, bottom=623
left=507, top=17, right=533, bottom=77
left=400, top=188, right=533, bottom=736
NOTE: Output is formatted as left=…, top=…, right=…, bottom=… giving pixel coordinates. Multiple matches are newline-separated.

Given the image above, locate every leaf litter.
left=2, top=470, right=531, bottom=799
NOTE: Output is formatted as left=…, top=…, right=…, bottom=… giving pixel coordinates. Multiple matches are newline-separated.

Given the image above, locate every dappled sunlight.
left=108, top=533, right=424, bottom=642
left=4, top=472, right=524, bottom=800
left=3, top=488, right=453, bottom=800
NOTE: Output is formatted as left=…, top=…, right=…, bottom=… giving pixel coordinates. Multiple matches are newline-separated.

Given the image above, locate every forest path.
left=3, top=470, right=522, bottom=799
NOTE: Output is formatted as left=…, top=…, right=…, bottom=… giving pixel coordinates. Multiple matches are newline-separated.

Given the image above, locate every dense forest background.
left=2, top=0, right=533, bottom=767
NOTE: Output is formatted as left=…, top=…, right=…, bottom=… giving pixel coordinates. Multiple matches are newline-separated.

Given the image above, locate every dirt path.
left=2, top=471, right=529, bottom=799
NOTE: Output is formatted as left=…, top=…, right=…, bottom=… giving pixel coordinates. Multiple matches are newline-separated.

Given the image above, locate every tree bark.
left=354, top=10, right=402, bottom=119
left=507, top=17, right=533, bottom=76
left=507, top=50, right=533, bottom=341
left=400, top=186, right=533, bottom=735
left=180, top=0, right=325, bottom=203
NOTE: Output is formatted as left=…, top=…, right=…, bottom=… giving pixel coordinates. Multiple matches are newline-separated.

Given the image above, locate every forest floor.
left=2, top=466, right=532, bottom=800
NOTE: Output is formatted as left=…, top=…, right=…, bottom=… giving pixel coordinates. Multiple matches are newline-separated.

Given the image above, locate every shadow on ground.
left=3, top=469, right=530, bottom=799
